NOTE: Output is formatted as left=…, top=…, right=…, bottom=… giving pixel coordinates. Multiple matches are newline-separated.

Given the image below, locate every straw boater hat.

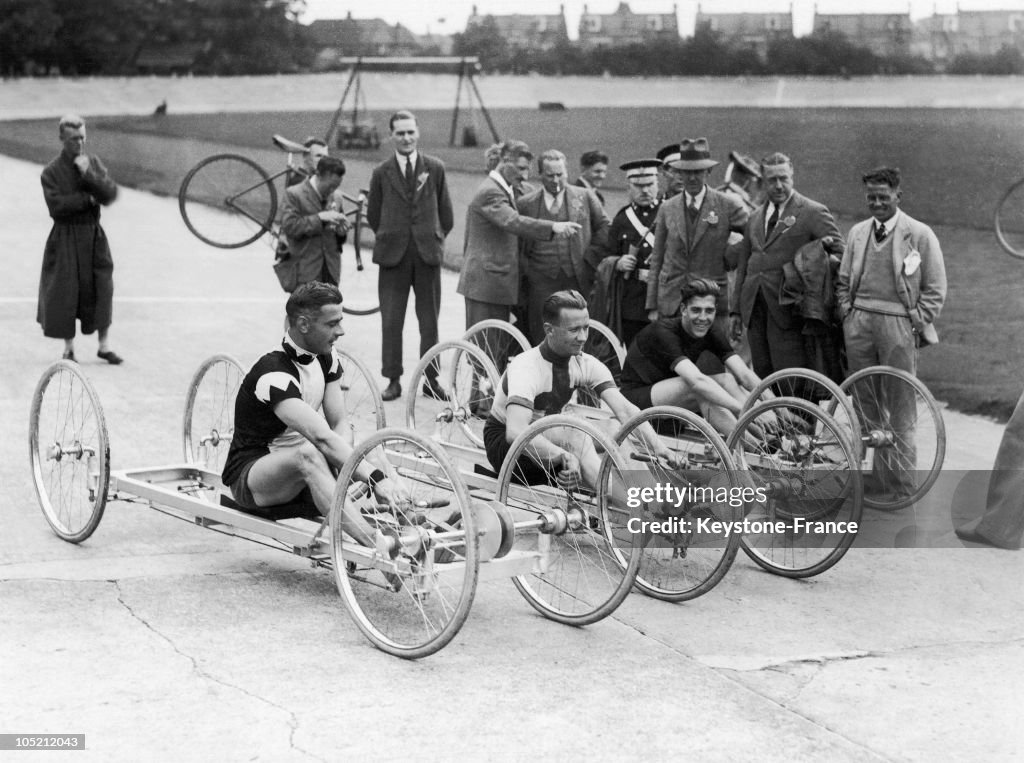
left=620, top=158, right=661, bottom=180
left=666, top=137, right=719, bottom=171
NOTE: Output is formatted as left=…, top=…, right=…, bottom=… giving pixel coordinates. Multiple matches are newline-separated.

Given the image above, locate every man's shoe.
left=62, top=349, right=76, bottom=363
left=97, top=350, right=123, bottom=365
left=381, top=379, right=402, bottom=402
left=422, top=376, right=448, bottom=401
left=954, top=523, right=1019, bottom=550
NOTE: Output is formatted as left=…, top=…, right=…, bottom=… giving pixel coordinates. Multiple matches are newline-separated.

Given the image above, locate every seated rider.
left=483, top=289, right=675, bottom=490
left=221, top=282, right=406, bottom=545
left=619, top=277, right=776, bottom=441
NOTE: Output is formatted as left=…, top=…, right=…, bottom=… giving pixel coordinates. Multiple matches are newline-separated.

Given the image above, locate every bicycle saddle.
left=272, top=134, right=308, bottom=153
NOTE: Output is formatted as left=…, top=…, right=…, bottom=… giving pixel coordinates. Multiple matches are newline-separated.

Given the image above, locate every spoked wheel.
left=336, top=349, right=386, bottom=446
left=178, top=154, right=276, bottom=249
left=740, top=367, right=861, bottom=461
left=461, top=319, right=530, bottom=379
left=613, top=406, right=743, bottom=602
left=331, top=428, right=479, bottom=659
left=497, top=415, right=642, bottom=625
left=182, top=354, right=244, bottom=472
left=841, top=366, right=945, bottom=512
left=994, top=176, right=1024, bottom=260
left=339, top=245, right=380, bottom=316
left=577, top=319, right=626, bottom=409
left=29, top=361, right=110, bottom=543
left=728, top=397, right=862, bottom=578
left=405, top=340, right=500, bottom=449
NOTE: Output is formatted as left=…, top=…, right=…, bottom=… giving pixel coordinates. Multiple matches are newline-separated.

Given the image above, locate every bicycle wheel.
left=497, top=415, right=642, bottom=625
left=336, top=348, right=386, bottom=445
left=740, top=367, right=861, bottom=461
left=728, top=397, right=862, bottom=578
left=182, top=354, right=245, bottom=473
left=331, top=428, right=479, bottom=659
left=339, top=245, right=380, bottom=316
left=613, top=406, right=742, bottom=602
left=841, top=366, right=945, bottom=512
left=29, top=361, right=110, bottom=543
left=405, top=340, right=500, bottom=450
left=576, top=318, right=626, bottom=409
left=179, top=154, right=277, bottom=249
left=994, top=176, right=1024, bottom=260
left=462, top=319, right=530, bottom=378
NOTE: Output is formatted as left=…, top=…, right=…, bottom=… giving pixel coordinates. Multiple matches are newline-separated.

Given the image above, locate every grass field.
left=4, top=106, right=1023, bottom=418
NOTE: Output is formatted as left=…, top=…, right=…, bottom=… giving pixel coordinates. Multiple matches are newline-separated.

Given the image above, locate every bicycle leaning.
left=994, top=174, right=1024, bottom=261
left=178, top=134, right=379, bottom=315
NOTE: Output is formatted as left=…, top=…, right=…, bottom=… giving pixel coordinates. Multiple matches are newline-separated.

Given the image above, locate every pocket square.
left=904, top=249, right=921, bottom=276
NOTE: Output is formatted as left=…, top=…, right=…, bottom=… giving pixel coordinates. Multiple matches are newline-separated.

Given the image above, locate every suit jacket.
left=366, top=153, right=454, bottom=267
left=573, top=177, right=605, bottom=207
left=836, top=211, right=946, bottom=340
left=280, top=179, right=339, bottom=286
left=517, top=184, right=610, bottom=296
left=731, top=191, right=842, bottom=329
left=645, top=186, right=748, bottom=317
left=457, top=175, right=556, bottom=306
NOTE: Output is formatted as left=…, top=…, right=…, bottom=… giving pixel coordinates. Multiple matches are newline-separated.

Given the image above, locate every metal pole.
left=449, top=60, right=466, bottom=147
left=324, top=58, right=361, bottom=146
left=469, top=70, right=501, bottom=144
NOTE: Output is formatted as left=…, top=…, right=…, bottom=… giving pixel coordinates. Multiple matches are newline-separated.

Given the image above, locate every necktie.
left=404, top=157, right=414, bottom=190
left=687, top=199, right=699, bottom=226
left=874, top=222, right=887, bottom=243
left=766, top=205, right=779, bottom=236
left=549, top=194, right=561, bottom=215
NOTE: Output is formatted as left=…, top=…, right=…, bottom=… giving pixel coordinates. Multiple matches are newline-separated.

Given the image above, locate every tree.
left=0, top=0, right=61, bottom=76
left=452, top=16, right=509, bottom=72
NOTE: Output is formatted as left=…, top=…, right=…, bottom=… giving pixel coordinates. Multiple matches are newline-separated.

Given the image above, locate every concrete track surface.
left=1, top=154, right=1022, bottom=762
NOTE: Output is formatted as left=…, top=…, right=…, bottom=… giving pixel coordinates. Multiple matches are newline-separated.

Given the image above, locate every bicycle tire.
left=179, top=154, right=277, bottom=249
left=994, top=177, right=1024, bottom=260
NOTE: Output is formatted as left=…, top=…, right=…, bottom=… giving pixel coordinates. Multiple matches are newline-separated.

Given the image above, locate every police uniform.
left=608, top=159, right=662, bottom=347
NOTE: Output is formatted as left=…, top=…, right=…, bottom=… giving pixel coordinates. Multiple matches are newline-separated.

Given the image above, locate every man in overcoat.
left=38, top=114, right=122, bottom=364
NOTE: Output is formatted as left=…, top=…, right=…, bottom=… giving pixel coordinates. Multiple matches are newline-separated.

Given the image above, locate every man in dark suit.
left=457, top=140, right=580, bottom=329
left=729, top=152, right=842, bottom=379
left=573, top=150, right=608, bottom=207
left=279, top=156, right=348, bottom=289
left=517, top=150, right=609, bottom=341
left=367, top=110, right=454, bottom=401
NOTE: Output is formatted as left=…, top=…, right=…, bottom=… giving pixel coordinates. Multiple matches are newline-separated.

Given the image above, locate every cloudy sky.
left=301, top=0, right=1015, bottom=37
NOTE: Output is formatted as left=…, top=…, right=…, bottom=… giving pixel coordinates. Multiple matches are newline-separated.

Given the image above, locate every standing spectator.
left=656, top=142, right=684, bottom=200
left=285, top=137, right=329, bottom=188
left=646, top=138, right=748, bottom=351
left=517, top=150, right=608, bottom=342
left=837, top=166, right=946, bottom=500
left=457, top=141, right=579, bottom=330
left=956, top=386, right=1024, bottom=550
left=366, top=110, right=454, bottom=402
left=38, top=114, right=122, bottom=364
left=279, top=157, right=349, bottom=290
left=717, top=151, right=763, bottom=213
left=574, top=150, right=608, bottom=207
left=730, top=152, right=842, bottom=380
left=591, top=158, right=662, bottom=348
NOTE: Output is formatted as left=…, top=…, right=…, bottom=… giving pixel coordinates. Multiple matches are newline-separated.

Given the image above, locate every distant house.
left=466, top=5, right=569, bottom=51
left=416, top=33, right=454, bottom=56
left=913, top=13, right=959, bottom=68
left=578, top=2, right=679, bottom=49
left=812, top=10, right=913, bottom=58
left=308, top=14, right=420, bottom=59
left=694, top=5, right=793, bottom=60
left=134, top=42, right=209, bottom=75
left=954, top=9, right=1024, bottom=56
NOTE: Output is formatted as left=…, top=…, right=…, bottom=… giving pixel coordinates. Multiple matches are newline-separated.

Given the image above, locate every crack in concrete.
left=109, top=579, right=328, bottom=763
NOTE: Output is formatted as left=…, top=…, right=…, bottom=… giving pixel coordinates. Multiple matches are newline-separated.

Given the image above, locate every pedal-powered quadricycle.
left=30, top=355, right=643, bottom=658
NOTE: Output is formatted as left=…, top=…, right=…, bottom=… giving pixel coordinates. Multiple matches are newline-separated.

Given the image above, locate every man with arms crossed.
left=222, top=282, right=406, bottom=546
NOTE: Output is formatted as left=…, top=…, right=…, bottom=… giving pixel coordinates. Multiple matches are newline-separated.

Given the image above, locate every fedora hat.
left=667, top=137, right=718, bottom=171
left=728, top=151, right=761, bottom=179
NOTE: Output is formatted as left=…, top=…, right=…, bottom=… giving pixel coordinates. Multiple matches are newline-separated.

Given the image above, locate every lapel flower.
left=415, top=171, right=429, bottom=193
left=571, top=197, right=584, bottom=214
left=783, top=215, right=797, bottom=227
left=903, top=248, right=921, bottom=276
left=704, top=210, right=719, bottom=225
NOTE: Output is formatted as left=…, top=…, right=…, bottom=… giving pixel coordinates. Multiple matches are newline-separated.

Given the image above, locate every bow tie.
left=282, top=339, right=316, bottom=365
